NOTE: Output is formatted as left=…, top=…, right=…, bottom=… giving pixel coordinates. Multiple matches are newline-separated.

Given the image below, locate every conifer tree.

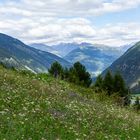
left=68, top=67, right=79, bottom=84
left=113, top=72, right=127, bottom=97
left=103, top=71, right=114, bottom=95
left=48, top=61, right=63, bottom=78
left=68, top=62, right=92, bottom=87
left=94, top=74, right=103, bottom=91
left=62, top=67, right=69, bottom=80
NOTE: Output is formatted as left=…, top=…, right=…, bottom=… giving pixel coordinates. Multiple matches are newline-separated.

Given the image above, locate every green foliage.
left=19, top=70, right=35, bottom=77
left=134, top=97, right=140, bottom=111
left=103, top=71, right=114, bottom=96
left=48, top=61, right=63, bottom=78
left=68, top=62, right=92, bottom=87
left=62, top=67, right=69, bottom=80
left=113, top=72, right=127, bottom=97
left=1, top=65, right=140, bottom=139
left=0, top=62, right=7, bottom=68
left=135, top=97, right=140, bottom=105
left=49, top=61, right=92, bottom=87
left=94, top=71, right=129, bottom=105
left=68, top=67, right=78, bottom=83
left=94, top=74, right=103, bottom=92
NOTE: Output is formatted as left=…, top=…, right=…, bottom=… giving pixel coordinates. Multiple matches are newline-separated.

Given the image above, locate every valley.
left=1, top=0, right=140, bottom=139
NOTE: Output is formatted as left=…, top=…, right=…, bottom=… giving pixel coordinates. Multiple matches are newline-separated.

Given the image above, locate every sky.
left=0, top=0, right=140, bottom=46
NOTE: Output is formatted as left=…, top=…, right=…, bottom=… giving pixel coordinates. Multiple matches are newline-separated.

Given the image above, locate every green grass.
left=0, top=65, right=140, bottom=140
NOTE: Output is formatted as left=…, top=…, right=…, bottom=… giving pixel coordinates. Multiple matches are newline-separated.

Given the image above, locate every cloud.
left=0, top=0, right=140, bottom=46
left=1, top=0, right=140, bottom=17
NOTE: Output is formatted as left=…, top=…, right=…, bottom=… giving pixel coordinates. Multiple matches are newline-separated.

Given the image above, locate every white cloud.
left=0, top=0, right=140, bottom=46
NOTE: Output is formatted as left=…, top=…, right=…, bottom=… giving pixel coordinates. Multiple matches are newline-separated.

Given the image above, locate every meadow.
left=0, top=65, right=140, bottom=140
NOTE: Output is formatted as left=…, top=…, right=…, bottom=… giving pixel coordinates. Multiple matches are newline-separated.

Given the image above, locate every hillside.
left=64, top=43, right=123, bottom=77
left=0, top=33, right=71, bottom=73
left=0, top=65, right=140, bottom=139
left=30, top=43, right=61, bottom=57
left=103, top=42, right=140, bottom=93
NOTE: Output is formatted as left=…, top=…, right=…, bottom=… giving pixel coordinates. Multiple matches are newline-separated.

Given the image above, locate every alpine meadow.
left=0, top=0, right=140, bottom=140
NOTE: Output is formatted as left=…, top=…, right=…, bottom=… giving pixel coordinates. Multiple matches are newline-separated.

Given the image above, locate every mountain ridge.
left=102, top=42, right=140, bottom=93
left=0, top=33, right=71, bottom=73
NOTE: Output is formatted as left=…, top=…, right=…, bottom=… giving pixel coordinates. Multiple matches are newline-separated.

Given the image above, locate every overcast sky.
left=0, top=0, right=140, bottom=46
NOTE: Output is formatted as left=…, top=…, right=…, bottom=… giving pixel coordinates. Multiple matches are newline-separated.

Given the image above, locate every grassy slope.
left=0, top=65, right=140, bottom=140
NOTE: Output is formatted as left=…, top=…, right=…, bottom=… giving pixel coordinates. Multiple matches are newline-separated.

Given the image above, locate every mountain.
left=0, top=33, right=71, bottom=73
left=64, top=43, right=123, bottom=77
left=102, top=42, right=140, bottom=93
left=30, top=43, right=61, bottom=57
left=120, top=42, right=136, bottom=52
left=51, top=43, right=80, bottom=57
left=30, top=43, right=80, bottom=57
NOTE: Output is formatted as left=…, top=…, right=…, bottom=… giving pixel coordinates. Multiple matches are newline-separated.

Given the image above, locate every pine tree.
left=48, top=61, right=63, bottom=78
left=62, top=67, right=69, bottom=80
left=103, top=71, right=114, bottom=96
left=68, top=62, right=92, bottom=87
left=68, top=67, right=79, bottom=84
left=113, top=72, right=127, bottom=97
left=94, top=74, right=103, bottom=91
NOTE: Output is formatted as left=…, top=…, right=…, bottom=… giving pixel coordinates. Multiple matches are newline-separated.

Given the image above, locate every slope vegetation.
left=0, top=65, right=140, bottom=140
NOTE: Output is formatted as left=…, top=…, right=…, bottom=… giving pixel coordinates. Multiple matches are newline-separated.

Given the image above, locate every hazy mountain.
left=51, top=43, right=80, bottom=57
left=102, top=42, right=140, bottom=93
left=30, top=42, right=80, bottom=57
left=0, top=33, right=71, bottom=73
left=119, top=43, right=136, bottom=52
left=64, top=43, right=123, bottom=77
left=30, top=43, right=61, bottom=57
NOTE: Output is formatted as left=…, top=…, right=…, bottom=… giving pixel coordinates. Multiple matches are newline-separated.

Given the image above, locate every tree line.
left=48, top=61, right=130, bottom=105
left=48, top=61, right=92, bottom=87
left=94, top=71, right=129, bottom=97
left=0, top=61, right=132, bottom=106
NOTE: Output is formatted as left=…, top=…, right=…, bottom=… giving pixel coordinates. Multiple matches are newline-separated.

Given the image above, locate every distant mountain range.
left=30, top=43, right=80, bottom=57
left=30, top=43, right=61, bottom=57
left=64, top=43, right=127, bottom=77
left=103, top=42, right=140, bottom=93
left=51, top=43, right=80, bottom=57
left=30, top=42, right=133, bottom=78
left=0, top=33, right=71, bottom=73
